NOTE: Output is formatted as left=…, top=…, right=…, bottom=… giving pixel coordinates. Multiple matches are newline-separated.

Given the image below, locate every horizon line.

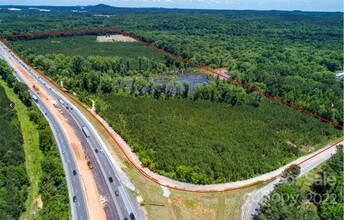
left=0, top=4, right=342, bottom=13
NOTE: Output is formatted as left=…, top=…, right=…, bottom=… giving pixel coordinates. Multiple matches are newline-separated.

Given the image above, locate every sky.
left=0, top=0, right=343, bottom=12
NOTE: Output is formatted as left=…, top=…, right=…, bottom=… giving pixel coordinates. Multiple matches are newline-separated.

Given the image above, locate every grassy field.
left=123, top=163, right=253, bottom=220
left=11, top=35, right=166, bottom=60
left=0, top=80, right=43, bottom=219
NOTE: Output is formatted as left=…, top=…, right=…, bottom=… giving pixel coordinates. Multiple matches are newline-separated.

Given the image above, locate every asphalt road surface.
left=0, top=44, right=89, bottom=220
left=0, top=42, right=144, bottom=220
left=241, top=140, right=344, bottom=220
left=38, top=62, right=144, bottom=220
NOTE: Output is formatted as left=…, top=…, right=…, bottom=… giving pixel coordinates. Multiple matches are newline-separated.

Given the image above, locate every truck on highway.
left=82, top=126, right=91, bottom=138
left=32, top=94, right=39, bottom=103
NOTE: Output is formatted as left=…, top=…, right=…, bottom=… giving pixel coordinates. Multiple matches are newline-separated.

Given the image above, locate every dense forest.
left=0, top=60, right=69, bottom=219
left=258, top=145, right=343, bottom=220
left=94, top=94, right=341, bottom=183
left=0, top=82, right=28, bottom=219
left=1, top=7, right=342, bottom=184
left=6, top=9, right=344, bottom=126
left=4, top=47, right=341, bottom=183
left=111, top=11, right=344, bottom=126
left=13, top=35, right=167, bottom=60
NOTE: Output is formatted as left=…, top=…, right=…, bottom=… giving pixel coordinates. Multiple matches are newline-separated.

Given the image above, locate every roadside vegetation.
left=76, top=100, right=257, bottom=220
left=0, top=80, right=43, bottom=219
left=258, top=145, right=343, bottom=220
left=6, top=49, right=341, bottom=184
left=7, top=10, right=344, bottom=126
left=3, top=8, right=342, bottom=184
left=0, top=60, right=69, bottom=219
left=6, top=10, right=342, bottom=185
left=0, top=79, right=28, bottom=220
left=0, top=7, right=342, bottom=219
left=95, top=94, right=340, bottom=184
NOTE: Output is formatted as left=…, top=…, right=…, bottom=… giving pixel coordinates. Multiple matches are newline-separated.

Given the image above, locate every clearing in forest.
left=11, top=35, right=164, bottom=59
left=96, top=35, right=137, bottom=42
left=5, top=30, right=342, bottom=185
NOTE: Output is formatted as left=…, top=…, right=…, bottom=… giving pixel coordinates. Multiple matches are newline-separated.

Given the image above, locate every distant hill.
left=0, top=4, right=170, bottom=13
left=85, top=4, right=117, bottom=11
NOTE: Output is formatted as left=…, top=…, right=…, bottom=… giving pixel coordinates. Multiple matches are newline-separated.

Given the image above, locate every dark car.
left=115, top=190, right=119, bottom=196
left=130, top=213, right=135, bottom=220
left=95, top=149, right=99, bottom=153
left=73, top=196, right=77, bottom=202
left=73, top=170, right=77, bottom=176
left=109, top=177, right=113, bottom=183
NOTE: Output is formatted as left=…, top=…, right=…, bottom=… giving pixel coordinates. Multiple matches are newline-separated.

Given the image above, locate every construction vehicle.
left=85, top=156, right=93, bottom=170
left=51, top=100, right=58, bottom=108
left=32, top=85, right=40, bottom=94
left=87, top=161, right=93, bottom=170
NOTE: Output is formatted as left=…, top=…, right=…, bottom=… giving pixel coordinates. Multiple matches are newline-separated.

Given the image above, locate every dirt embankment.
left=7, top=57, right=106, bottom=220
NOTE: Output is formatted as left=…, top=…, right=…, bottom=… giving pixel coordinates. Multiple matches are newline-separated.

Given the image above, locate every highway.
left=50, top=89, right=144, bottom=220
left=68, top=103, right=142, bottom=219
left=0, top=44, right=89, bottom=220
left=2, top=38, right=342, bottom=220
left=241, top=140, right=344, bottom=220
left=0, top=41, right=144, bottom=220
left=37, top=94, right=89, bottom=220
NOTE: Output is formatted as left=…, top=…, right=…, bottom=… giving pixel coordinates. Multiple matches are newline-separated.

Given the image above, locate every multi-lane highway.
left=49, top=85, right=144, bottom=220
left=0, top=41, right=144, bottom=220
left=37, top=93, right=90, bottom=220
left=0, top=43, right=89, bottom=220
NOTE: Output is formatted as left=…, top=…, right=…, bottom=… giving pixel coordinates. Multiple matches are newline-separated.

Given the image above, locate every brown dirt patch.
left=35, top=195, right=43, bottom=209
left=96, top=35, right=137, bottom=42
left=6, top=56, right=106, bottom=220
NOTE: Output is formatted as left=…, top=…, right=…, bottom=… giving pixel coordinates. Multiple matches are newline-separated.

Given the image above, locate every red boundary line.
left=0, top=28, right=115, bottom=39
left=1, top=28, right=342, bottom=129
left=1, top=29, right=343, bottom=194
left=110, top=28, right=344, bottom=130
